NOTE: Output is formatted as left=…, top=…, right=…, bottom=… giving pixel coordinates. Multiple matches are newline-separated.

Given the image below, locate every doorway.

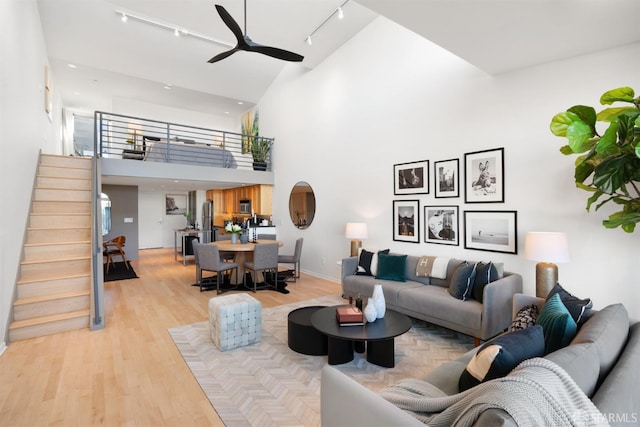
left=139, top=192, right=163, bottom=248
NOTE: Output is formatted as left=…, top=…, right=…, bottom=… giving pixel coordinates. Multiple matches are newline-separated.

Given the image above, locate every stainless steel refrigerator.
left=202, top=199, right=214, bottom=243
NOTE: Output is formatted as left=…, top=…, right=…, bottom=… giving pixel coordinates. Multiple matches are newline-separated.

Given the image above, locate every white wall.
left=260, top=17, right=640, bottom=318
left=112, top=97, right=238, bottom=133
left=0, top=0, right=61, bottom=347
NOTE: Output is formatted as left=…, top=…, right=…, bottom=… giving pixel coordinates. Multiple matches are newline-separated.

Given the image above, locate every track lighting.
left=304, top=0, right=349, bottom=46
left=114, top=9, right=233, bottom=48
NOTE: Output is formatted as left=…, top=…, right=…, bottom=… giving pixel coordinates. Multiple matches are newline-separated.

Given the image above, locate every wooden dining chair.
left=103, top=235, right=128, bottom=274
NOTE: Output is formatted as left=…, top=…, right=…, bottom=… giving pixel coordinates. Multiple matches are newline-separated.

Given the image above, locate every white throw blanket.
left=380, top=358, right=609, bottom=427
left=415, top=256, right=450, bottom=279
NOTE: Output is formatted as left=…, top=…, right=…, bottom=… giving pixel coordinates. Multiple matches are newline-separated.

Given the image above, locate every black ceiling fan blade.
left=215, top=4, right=244, bottom=43
left=208, top=48, right=239, bottom=63
left=248, top=43, right=304, bottom=62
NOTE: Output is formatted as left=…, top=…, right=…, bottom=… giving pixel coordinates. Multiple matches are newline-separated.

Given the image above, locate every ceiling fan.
left=208, top=1, right=304, bottom=64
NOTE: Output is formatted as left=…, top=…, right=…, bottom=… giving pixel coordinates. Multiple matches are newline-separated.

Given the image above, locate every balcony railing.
left=94, top=111, right=273, bottom=171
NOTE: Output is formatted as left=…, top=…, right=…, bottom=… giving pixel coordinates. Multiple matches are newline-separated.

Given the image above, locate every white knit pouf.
left=208, top=293, right=262, bottom=351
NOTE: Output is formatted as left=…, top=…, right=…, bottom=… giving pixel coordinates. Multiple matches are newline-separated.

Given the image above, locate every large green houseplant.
left=550, top=87, right=640, bottom=232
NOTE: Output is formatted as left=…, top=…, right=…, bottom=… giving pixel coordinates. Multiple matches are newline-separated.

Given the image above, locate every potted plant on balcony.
left=550, top=86, right=640, bottom=232
left=250, top=137, right=272, bottom=171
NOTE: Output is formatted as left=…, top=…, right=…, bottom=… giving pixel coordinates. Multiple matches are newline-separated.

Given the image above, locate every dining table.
left=211, top=239, right=283, bottom=285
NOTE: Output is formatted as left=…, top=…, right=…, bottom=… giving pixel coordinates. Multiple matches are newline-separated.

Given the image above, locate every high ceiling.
left=36, top=0, right=640, bottom=190
left=39, top=0, right=640, bottom=117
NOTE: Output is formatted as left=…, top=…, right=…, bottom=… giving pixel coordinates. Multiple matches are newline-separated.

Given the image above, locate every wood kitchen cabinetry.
left=206, top=185, right=272, bottom=217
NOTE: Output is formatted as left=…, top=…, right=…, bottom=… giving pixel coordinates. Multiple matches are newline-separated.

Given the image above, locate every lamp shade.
left=524, top=232, right=570, bottom=263
left=345, top=223, right=368, bottom=239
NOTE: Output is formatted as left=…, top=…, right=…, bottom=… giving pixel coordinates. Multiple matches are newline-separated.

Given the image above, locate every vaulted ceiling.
left=38, top=0, right=640, bottom=118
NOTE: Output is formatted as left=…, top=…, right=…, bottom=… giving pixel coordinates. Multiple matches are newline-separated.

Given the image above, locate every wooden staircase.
left=9, top=154, right=93, bottom=342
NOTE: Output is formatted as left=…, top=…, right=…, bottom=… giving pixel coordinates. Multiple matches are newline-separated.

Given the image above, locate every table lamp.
left=345, top=223, right=368, bottom=256
left=524, top=232, right=570, bottom=298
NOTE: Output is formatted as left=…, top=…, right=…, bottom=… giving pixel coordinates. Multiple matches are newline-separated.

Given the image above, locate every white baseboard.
left=0, top=342, right=6, bottom=357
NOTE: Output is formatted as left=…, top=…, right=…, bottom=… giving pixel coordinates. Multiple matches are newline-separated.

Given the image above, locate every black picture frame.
left=434, top=158, right=459, bottom=198
left=464, top=148, right=504, bottom=203
left=464, top=210, right=518, bottom=254
left=393, top=200, right=420, bottom=243
left=394, top=160, right=429, bottom=195
left=424, top=205, right=459, bottom=246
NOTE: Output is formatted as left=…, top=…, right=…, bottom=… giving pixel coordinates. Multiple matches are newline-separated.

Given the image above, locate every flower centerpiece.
left=225, top=223, right=243, bottom=243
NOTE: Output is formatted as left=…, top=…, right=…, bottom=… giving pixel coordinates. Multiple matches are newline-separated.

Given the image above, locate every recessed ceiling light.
left=73, top=91, right=80, bottom=95
left=237, top=101, right=244, bottom=105
left=67, top=63, right=77, bottom=69
left=164, top=84, right=172, bottom=90
left=224, top=111, right=229, bottom=114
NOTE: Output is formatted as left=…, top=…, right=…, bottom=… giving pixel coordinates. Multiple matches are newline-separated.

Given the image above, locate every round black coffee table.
left=310, top=306, right=412, bottom=367
left=288, top=306, right=328, bottom=355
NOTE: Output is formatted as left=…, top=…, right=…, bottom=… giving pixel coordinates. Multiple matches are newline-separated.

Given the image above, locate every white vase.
left=364, top=298, right=377, bottom=323
left=372, top=283, right=386, bottom=318
left=230, top=233, right=239, bottom=244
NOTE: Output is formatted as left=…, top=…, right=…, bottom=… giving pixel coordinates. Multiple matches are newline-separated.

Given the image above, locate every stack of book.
left=336, top=306, right=364, bottom=326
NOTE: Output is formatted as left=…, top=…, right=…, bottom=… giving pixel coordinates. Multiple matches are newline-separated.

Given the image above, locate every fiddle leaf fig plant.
left=550, top=87, right=640, bottom=233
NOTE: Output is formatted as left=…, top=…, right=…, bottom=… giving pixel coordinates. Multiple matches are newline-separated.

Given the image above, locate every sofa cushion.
left=448, top=262, right=477, bottom=300
left=570, top=303, right=629, bottom=384
left=472, top=261, right=499, bottom=302
left=545, top=342, right=600, bottom=397
left=375, top=254, right=407, bottom=282
left=536, top=293, right=577, bottom=354
left=458, top=325, right=545, bottom=392
left=546, top=283, right=593, bottom=325
left=510, top=304, right=539, bottom=331
left=356, top=249, right=389, bottom=276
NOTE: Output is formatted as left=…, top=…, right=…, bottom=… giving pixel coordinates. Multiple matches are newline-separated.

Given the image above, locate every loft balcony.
left=95, top=111, right=274, bottom=188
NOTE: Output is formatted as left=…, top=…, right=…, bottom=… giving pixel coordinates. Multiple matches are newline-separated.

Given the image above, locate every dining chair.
left=214, top=229, right=235, bottom=262
left=103, top=235, right=128, bottom=274
left=278, top=238, right=303, bottom=282
left=243, top=242, right=280, bottom=292
left=194, top=242, right=239, bottom=294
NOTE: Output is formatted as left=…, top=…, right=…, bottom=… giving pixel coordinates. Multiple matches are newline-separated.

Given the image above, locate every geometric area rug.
left=168, top=294, right=474, bottom=427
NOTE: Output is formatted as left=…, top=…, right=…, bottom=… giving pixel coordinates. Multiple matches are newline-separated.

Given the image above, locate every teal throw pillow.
left=448, top=262, right=477, bottom=301
left=375, top=254, right=407, bottom=282
left=536, top=293, right=578, bottom=354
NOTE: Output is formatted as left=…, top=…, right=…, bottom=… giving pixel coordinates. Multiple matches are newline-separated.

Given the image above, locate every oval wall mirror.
left=288, top=181, right=316, bottom=229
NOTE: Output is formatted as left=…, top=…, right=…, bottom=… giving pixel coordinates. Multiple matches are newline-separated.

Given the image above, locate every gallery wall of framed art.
left=392, top=147, right=517, bottom=254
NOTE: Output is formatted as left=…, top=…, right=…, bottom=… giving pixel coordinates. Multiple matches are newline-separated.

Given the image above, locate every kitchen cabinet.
left=207, top=185, right=272, bottom=216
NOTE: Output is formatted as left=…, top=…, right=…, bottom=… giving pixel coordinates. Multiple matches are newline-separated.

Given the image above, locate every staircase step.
left=34, top=188, right=91, bottom=202
left=13, top=291, right=91, bottom=321
left=38, top=165, right=92, bottom=180
left=8, top=310, right=91, bottom=342
left=20, top=258, right=91, bottom=282
left=26, top=227, right=91, bottom=244
left=24, top=241, right=92, bottom=261
left=31, top=200, right=91, bottom=214
left=17, top=274, right=91, bottom=299
left=29, top=213, right=91, bottom=228
left=36, top=176, right=91, bottom=190
left=40, top=154, right=92, bottom=169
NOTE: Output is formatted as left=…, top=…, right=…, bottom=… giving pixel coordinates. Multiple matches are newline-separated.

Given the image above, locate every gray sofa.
left=321, top=294, right=640, bottom=426
left=341, top=254, right=523, bottom=344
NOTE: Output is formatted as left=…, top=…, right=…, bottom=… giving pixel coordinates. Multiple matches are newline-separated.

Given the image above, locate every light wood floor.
left=0, top=248, right=342, bottom=426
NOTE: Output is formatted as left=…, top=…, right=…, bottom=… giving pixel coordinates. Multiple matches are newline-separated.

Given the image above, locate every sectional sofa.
left=321, top=294, right=640, bottom=426
left=341, top=253, right=523, bottom=344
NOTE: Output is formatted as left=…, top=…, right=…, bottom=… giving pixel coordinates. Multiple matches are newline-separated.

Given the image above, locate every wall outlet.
left=124, top=217, right=133, bottom=223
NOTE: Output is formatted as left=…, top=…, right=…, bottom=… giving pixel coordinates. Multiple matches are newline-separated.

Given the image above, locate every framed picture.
left=394, top=160, right=429, bottom=195
left=464, top=210, right=517, bottom=254
left=393, top=200, right=420, bottom=243
left=464, top=148, right=504, bottom=203
left=424, top=205, right=459, bottom=246
left=166, top=194, right=187, bottom=215
left=434, top=158, right=459, bottom=198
